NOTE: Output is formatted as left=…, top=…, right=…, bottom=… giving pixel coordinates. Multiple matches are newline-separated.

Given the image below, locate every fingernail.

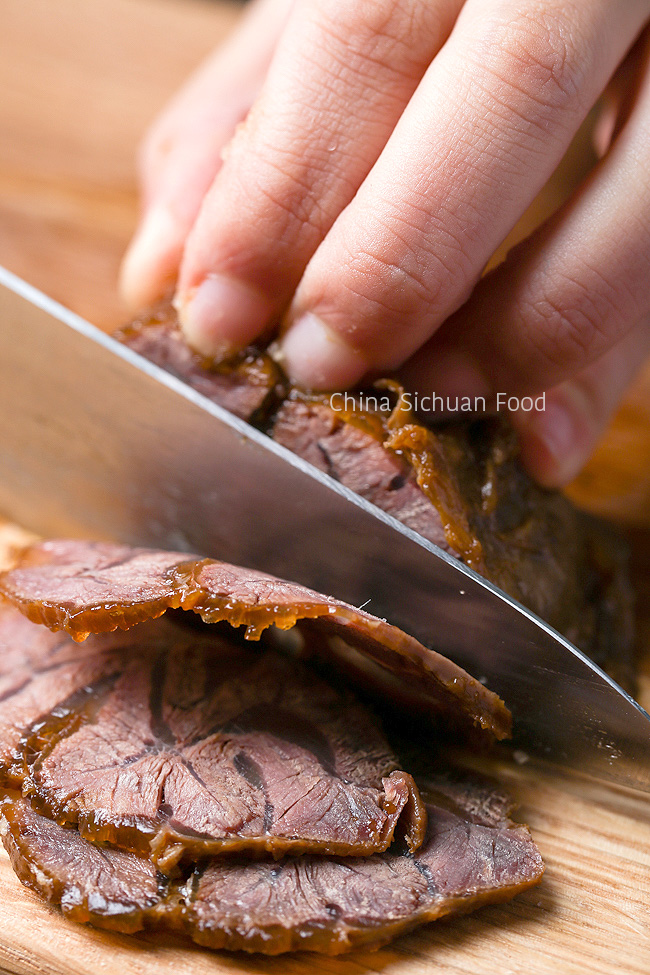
left=119, top=206, right=181, bottom=310
left=516, top=385, right=588, bottom=487
left=177, top=274, right=273, bottom=358
left=279, top=312, right=366, bottom=391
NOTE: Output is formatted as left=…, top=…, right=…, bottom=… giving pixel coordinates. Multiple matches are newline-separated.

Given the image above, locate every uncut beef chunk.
left=274, top=393, right=635, bottom=687
left=0, top=540, right=511, bottom=744
left=19, top=638, right=425, bottom=870
left=115, top=299, right=285, bottom=423
left=0, top=771, right=543, bottom=954
left=272, top=395, right=450, bottom=548
left=386, top=414, right=635, bottom=685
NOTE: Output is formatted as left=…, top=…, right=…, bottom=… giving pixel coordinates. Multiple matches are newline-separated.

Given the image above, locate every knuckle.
left=315, top=0, right=444, bottom=74
left=354, top=247, right=432, bottom=315
left=529, top=297, right=599, bottom=370
left=224, top=118, right=320, bottom=230
left=323, top=210, right=473, bottom=364
left=137, top=101, right=203, bottom=180
left=323, top=239, right=431, bottom=353
left=480, top=4, right=588, bottom=115
left=378, top=197, right=478, bottom=307
left=227, top=147, right=331, bottom=254
left=522, top=271, right=629, bottom=373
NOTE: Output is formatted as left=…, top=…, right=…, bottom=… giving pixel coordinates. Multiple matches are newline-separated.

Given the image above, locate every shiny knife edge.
left=0, top=265, right=648, bottom=794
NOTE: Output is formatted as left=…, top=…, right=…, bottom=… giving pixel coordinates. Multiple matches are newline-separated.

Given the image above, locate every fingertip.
left=119, top=206, right=182, bottom=311
left=175, top=273, right=274, bottom=358
left=517, top=426, right=575, bottom=489
left=279, top=312, right=367, bottom=391
left=513, top=384, right=595, bottom=489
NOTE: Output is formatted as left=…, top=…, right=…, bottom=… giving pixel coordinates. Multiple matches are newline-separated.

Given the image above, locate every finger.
left=593, top=30, right=648, bottom=156
left=279, top=0, right=650, bottom=388
left=176, top=0, right=463, bottom=356
left=402, top=31, right=650, bottom=405
left=512, top=321, right=650, bottom=487
left=119, top=0, right=292, bottom=311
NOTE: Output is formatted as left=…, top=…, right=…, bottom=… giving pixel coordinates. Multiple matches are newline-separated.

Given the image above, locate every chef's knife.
left=0, top=265, right=648, bottom=793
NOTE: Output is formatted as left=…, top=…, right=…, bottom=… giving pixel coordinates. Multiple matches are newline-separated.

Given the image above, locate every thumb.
left=512, top=322, right=650, bottom=487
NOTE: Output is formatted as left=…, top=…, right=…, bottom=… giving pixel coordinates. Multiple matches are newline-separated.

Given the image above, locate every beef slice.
left=18, top=636, right=425, bottom=870
left=1, top=769, right=543, bottom=954
left=0, top=539, right=511, bottom=744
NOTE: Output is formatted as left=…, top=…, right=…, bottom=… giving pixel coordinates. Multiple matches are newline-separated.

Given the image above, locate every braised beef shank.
left=0, top=539, right=511, bottom=743
left=118, top=304, right=635, bottom=688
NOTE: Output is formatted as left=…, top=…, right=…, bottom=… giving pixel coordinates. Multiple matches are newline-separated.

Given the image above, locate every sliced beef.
left=0, top=540, right=511, bottom=743
left=0, top=771, right=543, bottom=954
left=0, top=578, right=428, bottom=868
left=2, top=543, right=193, bottom=638
left=0, top=600, right=165, bottom=787
left=1, top=796, right=166, bottom=934
left=18, top=637, right=425, bottom=870
left=185, top=772, right=544, bottom=954
left=0, top=541, right=543, bottom=955
left=115, top=299, right=284, bottom=423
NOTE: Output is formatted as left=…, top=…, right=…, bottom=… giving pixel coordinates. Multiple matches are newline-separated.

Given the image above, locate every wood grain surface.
left=0, top=1, right=649, bottom=973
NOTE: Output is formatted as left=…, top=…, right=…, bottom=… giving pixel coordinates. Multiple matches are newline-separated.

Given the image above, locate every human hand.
left=120, top=0, right=650, bottom=487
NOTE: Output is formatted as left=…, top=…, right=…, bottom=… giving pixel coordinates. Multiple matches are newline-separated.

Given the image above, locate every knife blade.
left=0, top=265, right=648, bottom=793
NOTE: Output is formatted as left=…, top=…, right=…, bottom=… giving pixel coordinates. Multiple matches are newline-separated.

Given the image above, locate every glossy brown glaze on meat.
left=0, top=540, right=512, bottom=743
left=184, top=771, right=544, bottom=954
left=272, top=396, right=450, bottom=548
left=1, top=769, right=543, bottom=954
left=1, top=796, right=167, bottom=934
left=275, top=392, right=636, bottom=688
left=18, top=636, right=425, bottom=870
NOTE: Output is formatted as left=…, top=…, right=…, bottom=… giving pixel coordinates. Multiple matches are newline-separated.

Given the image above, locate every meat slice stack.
left=116, top=303, right=635, bottom=690
left=0, top=540, right=543, bottom=955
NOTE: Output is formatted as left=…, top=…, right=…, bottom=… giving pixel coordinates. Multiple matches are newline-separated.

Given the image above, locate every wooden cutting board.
left=0, top=1, right=649, bottom=972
